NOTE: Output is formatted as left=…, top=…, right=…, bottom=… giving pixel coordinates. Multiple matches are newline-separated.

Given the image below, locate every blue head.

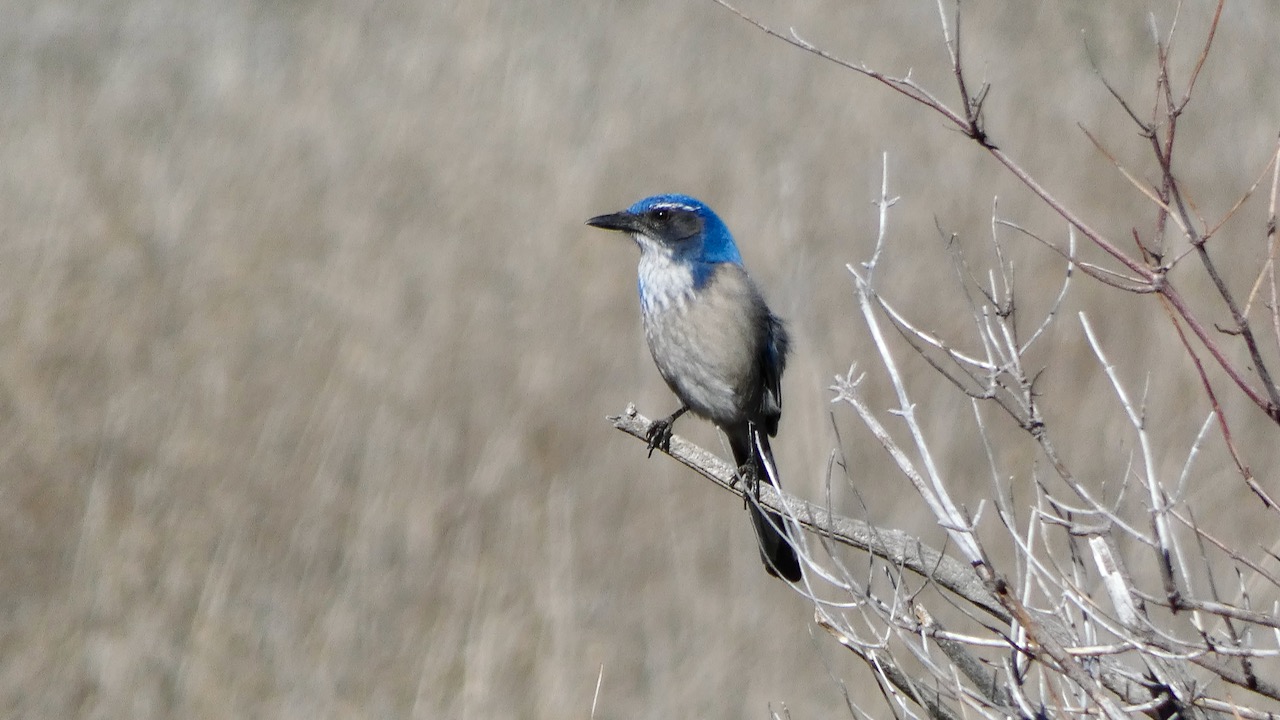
left=586, top=194, right=743, bottom=275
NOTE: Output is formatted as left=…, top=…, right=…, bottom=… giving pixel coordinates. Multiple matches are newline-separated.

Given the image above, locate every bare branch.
left=716, top=0, right=1280, bottom=424
left=607, top=406, right=1007, bottom=621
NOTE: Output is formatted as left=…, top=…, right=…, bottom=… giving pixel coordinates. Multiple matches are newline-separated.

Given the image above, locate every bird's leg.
left=645, top=405, right=689, bottom=457
left=739, top=425, right=760, bottom=508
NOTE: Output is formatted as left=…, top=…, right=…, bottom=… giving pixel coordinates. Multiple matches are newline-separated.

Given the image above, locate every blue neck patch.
left=689, top=261, right=716, bottom=290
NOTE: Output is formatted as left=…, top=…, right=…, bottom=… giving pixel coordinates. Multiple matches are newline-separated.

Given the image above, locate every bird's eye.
left=652, top=209, right=670, bottom=222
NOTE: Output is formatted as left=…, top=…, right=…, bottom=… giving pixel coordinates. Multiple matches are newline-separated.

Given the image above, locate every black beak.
left=586, top=210, right=642, bottom=233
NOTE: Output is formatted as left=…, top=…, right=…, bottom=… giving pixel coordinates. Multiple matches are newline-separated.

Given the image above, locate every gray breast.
left=642, top=264, right=767, bottom=428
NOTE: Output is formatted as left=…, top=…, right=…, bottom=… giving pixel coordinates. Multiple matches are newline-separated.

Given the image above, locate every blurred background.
left=2, top=0, right=1278, bottom=717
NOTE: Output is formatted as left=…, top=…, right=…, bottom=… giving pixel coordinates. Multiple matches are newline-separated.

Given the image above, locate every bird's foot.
left=645, top=419, right=675, bottom=457
left=644, top=406, right=688, bottom=458
left=736, top=461, right=760, bottom=508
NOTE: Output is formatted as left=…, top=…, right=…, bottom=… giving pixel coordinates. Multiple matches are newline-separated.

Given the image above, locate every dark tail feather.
left=732, top=429, right=802, bottom=582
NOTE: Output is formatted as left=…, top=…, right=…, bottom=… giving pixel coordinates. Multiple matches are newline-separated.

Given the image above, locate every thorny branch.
left=712, top=0, right=1280, bottom=431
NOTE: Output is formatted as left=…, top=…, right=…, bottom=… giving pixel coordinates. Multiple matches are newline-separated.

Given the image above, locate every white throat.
left=636, top=240, right=695, bottom=314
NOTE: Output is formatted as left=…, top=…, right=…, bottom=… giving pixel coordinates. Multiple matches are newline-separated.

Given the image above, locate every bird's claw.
left=736, top=461, right=759, bottom=507
left=645, top=419, right=675, bottom=458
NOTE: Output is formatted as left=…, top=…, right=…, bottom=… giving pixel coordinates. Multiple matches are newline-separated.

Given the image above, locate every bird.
left=587, top=194, right=802, bottom=582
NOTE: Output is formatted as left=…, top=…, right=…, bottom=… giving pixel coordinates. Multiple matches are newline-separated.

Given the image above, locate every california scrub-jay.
left=588, top=194, right=802, bottom=582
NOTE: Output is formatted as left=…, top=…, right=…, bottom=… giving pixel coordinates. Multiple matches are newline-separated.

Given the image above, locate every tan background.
left=3, top=1, right=1278, bottom=717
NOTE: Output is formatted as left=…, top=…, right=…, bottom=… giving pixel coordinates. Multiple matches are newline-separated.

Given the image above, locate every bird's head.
left=586, top=194, right=743, bottom=267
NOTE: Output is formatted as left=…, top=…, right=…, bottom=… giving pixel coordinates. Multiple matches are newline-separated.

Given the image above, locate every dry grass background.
left=2, top=1, right=1279, bottom=717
